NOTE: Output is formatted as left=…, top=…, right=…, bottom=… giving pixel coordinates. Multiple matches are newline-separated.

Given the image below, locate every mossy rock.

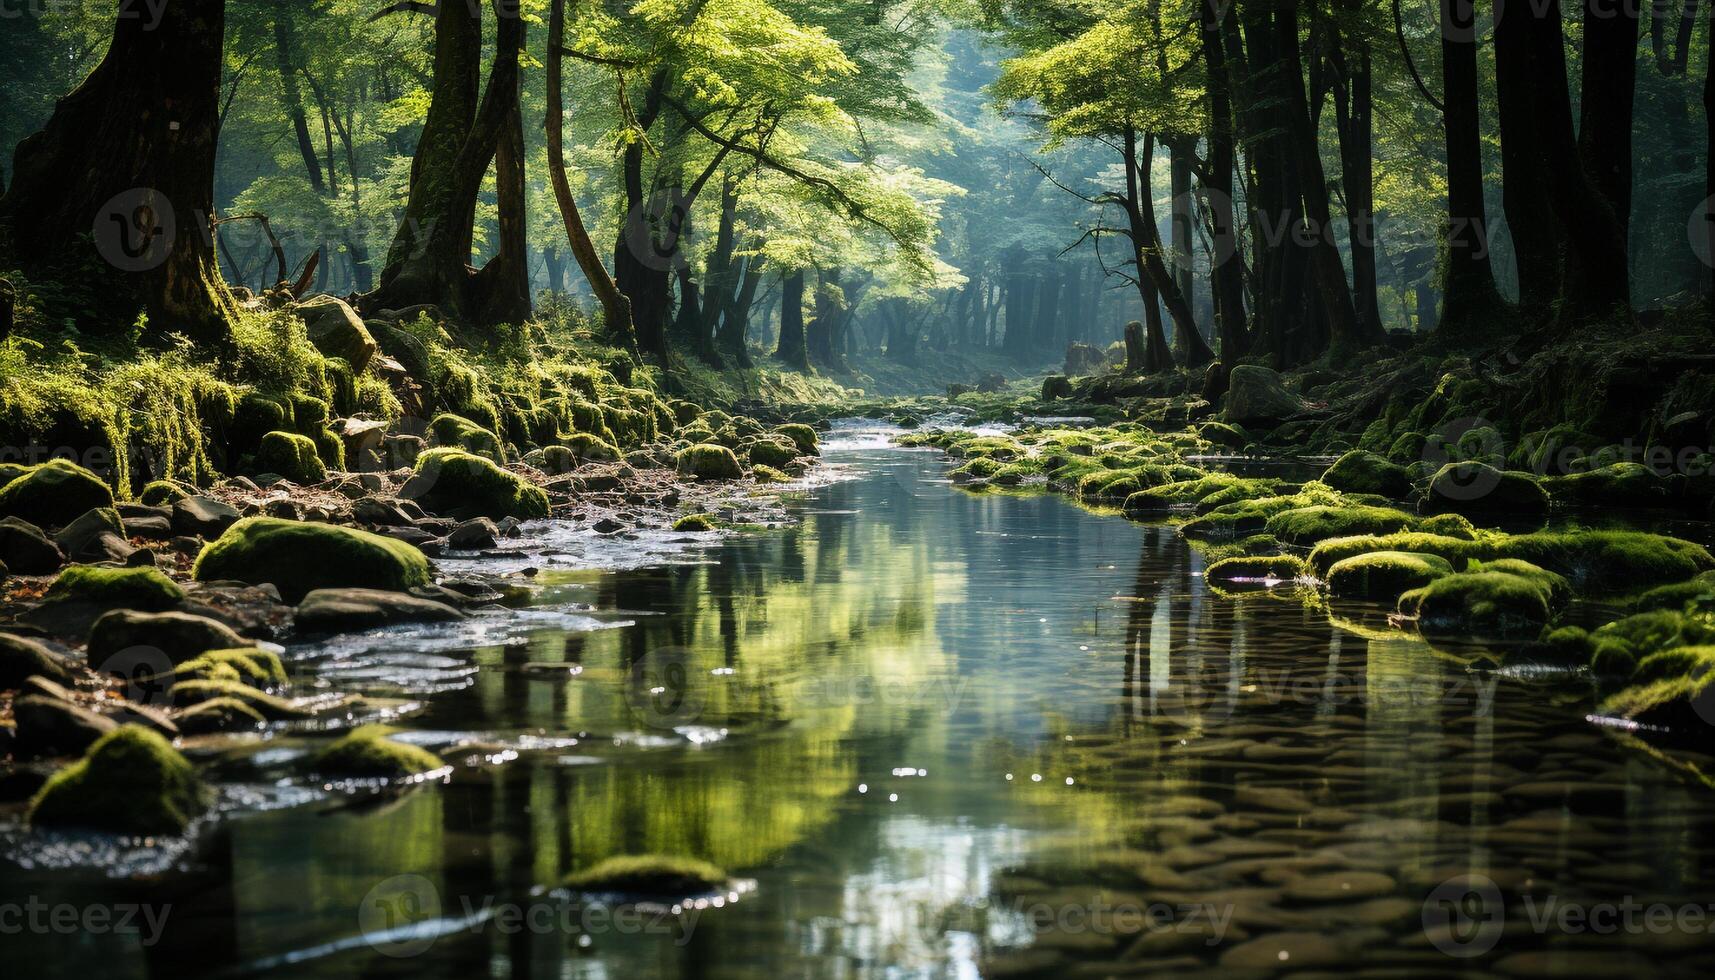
left=168, top=677, right=305, bottom=719
left=677, top=444, right=744, bottom=481
left=1423, top=463, right=1549, bottom=517
left=752, top=464, right=791, bottom=484
left=1326, top=551, right=1455, bottom=600
left=744, top=437, right=800, bottom=470
left=1264, top=505, right=1428, bottom=545
left=139, top=481, right=190, bottom=506
left=775, top=424, right=820, bottom=455
left=0, top=632, right=75, bottom=688
left=316, top=725, right=444, bottom=778
left=1198, top=421, right=1251, bottom=451
left=1598, top=646, right=1715, bottom=733
left=1538, top=625, right=1598, bottom=666
left=429, top=414, right=504, bottom=462
left=1542, top=463, right=1679, bottom=506
left=564, top=432, right=621, bottom=462
left=405, top=448, right=550, bottom=521
left=86, top=609, right=250, bottom=669
left=28, top=725, right=206, bottom=835
left=1205, top=554, right=1308, bottom=584
left=254, top=431, right=327, bottom=484
left=1320, top=451, right=1413, bottom=499
left=175, top=696, right=267, bottom=734
left=42, top=565, right=185, bottom=611
left=1633, top=572, right=1715, bottom=613
left=0, top=459, right=114, bottom=530
left=1197, top=534, right=1284, bottom=565
left=1399, top=565, right=1566, bottom=641
left=193, top=517, right=431, bottom=603
left=561, top=855, right=728, bottom=897
left=525, top=445, right=578, bottom=476
left=175, top=648, right=287, bottom=689
left=1310, top=530, right=1712, bottom=592
left=1122, top=474, right=1250, bottom=515
left=310, top=428, right=346, bottom=471
left=673, top=514, right=718, bottom=532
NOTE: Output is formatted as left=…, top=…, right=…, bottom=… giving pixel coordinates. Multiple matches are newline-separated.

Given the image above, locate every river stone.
left=12, top=693, right=118, bottom=758
left=174, top=697, right=266, bottom=734
left=0, top=516, right=65, bottom=573
left=0, top=632, right=75, bottom=688
left=172, top=496, right=242, bottom=538
left=448, top=518, right=498, bottom=550
left=55, top=507, right=136, bottom=563
left=352, top=497, right=417, bottom=527
left=86, top=609, right=252, bottom=669
left=295, top=294, right=378, bottom=372
left=293, top=588, right=465, bottom=634
left=0, top=459, right=114, bottom=530
left=1222, top=365, right=1308, bottom=428
left=1217, top=931, right=1345, bottom=970
left=1281, top=870, right=1397, bottom=902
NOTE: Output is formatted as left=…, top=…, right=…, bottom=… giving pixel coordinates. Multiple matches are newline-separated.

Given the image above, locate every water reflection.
left=6, top=437, right=1715, bottom=977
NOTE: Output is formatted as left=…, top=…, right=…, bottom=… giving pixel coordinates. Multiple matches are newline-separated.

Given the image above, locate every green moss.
left=753, top=464, right=791, bottom=484
left=139, top=480, right=189, bottom=506
left=170, top=677, right=306, bottom=719
left=744, top=437, right=800, bottom=470
left=1206, top=554, right=1308, bottom=584
left=43, top=565, right=185, bottom=610
left=409, top=448, right=550, bottom=521
left=0, top=459, right=114, bottom=529
left=1326, top=551, right=1455, bottom=600
left=1198, top=421, right=1251, bottom=451
left=28, top=725, right=205, bottom=835
left=1598, top=646, right=1715, bottom=728
left=316, top=724, right=444, bottom=778
left=1122, top=473, right=1250, bottom=515
left=254, top=431, right=327, bottom=484
left=1196, top=534, right=1283, bottom=564
left=1320, top=450, right=1414, bottom=499
left=1589, top=638, right=1638, bottom=676
left=1264, top=504, right=1430, bottom=545
left=677, top=443, right=744, bottom=481
left=1540, top=625, right=1597, bottom=665
left=1633, top=572, right=1715, bottom=613
left=1386, top=431, right=1427, bottom=463
left=1398, top=565, right=1567, bottom=640
left=430, top=413, right=504, bottom=462
left=776, top=423, right=820, bottom=455
left=673, top=514, right=718, bottom=532
left=1543, top=463, right=1679, bottom=506
left=564, top=432, right=621, bottom=461
left=193, top=517, right=432, bottom=603
left=1308, top=529, right=1712, bottom=590
left=176, top=648, right=287, bottom=688
left=1423, top=463, right=1550, bottom=517
left=175, top=696, right=267, bottom=732
left=561, top=855, right=728, bottom=896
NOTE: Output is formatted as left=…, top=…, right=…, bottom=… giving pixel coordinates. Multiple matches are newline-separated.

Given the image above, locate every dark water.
left=9, top=429, right=1715, bottom=977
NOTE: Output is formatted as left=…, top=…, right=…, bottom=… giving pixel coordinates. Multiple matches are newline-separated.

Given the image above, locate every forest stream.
left=6, top=422, right=1715, bottom=978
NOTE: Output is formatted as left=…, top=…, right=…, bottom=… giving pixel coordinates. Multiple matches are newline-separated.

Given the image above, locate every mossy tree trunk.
left=1199, top=0, right=1249, bottom=361
left=774, top=269, right=810, bottom=370
left=0, top=0, right=236, bottom=344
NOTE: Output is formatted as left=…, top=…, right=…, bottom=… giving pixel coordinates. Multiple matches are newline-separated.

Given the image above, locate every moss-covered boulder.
left=1598, top=646, right=1715, bottom=733
left=315, top=725, right=444, bottom=779
left=0, top=460, right=114, bottom=530
left=295, top=294, right=379, bottom=373
left=1264, top=505, right=1442, bottom=545
left=168, top=678, right=306, bottom=719
left=28, top=725, right=206, bottom=835
left=1633, top=572, right=1715, bottom=613
left=0, top=516, right=65, bottom=573
left=405, top=448, right=550, bottom=521
left=193, top=517, right=432, bottom=603
left=139, top=481, right=190, bottom=506
left=429, top=414, right=504, bottom=462
left=677, top=444, right=744, bottom=480
left=1205, top=555, right=1308, bottom=584
left=1423, top=462, right=1550, bottom=517
left=1320, top=451, right=1413, bottom=499
left=174, top=648, right=288, bottom=689
left=86, top=609, right=250, bottom=669
left=561, top=855, right=728, bottom=897
left=1309, top=529, right=1712, bottom=591
left=41, top=565, right=185, bottom=611
left=1223, top=365, right=1307, bottom=427
left=1326, top=552, right=1455, bottom=600
left=673, top=514, right=718, bottom=532
left=564, top=432, right=621, bottom=462
left=1198, top=421, right=1251, bottom=451
left=744, top=437, right=800, bottom=470
left=776, top=424, right=820, bottom=456
left=174, top=696, right=267, bottom=734
left=254, top=431, right=327, bottom=484
left=1399, top=563, right=1567, bottom=640
left=1543, top=462, right=1679, bottom=506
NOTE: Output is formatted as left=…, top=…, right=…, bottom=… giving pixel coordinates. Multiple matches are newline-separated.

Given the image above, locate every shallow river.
left=10, top=425, right=1715, bottom=977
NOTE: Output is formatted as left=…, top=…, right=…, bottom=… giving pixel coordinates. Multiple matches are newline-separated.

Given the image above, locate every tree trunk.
left=0, top=0, right=235, bottom=344
left=1002, top=257, right=1035, bottom=358
left=1705, top=7, right=1715, bottom=299
left=470, top=91, right=531, bottom=326
left=1199, top=0, right=1249, bottom=360
left=1433, top=0, right=1502, bottom=332
left=545, top=0, right=633, bottom=347
left=716, top=253, right=761, bottom=367
left=775, top=268, right=810, bottom=370
left=1578, top=0, right=1640, bottom=246
left=1333, top=38, right=1383, bottom=337
left=274, top=13, right=325, bottom=195
left=1492, top=0, right=1561, bottom=310
left=1033, top=269, right=1063, bottom=352
left=1124, top=127, right=1212, bottom=367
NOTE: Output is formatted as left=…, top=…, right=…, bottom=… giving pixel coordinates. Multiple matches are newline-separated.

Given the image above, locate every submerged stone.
left=315, top=725, right=444, bottom=778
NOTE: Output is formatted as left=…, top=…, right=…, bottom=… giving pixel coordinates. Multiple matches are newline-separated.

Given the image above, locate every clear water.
left=8, top=428, right=1715, bottom=977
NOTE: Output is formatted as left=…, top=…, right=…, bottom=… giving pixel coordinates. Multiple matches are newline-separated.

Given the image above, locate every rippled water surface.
left=10, top=426, right=1715, bottom=977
